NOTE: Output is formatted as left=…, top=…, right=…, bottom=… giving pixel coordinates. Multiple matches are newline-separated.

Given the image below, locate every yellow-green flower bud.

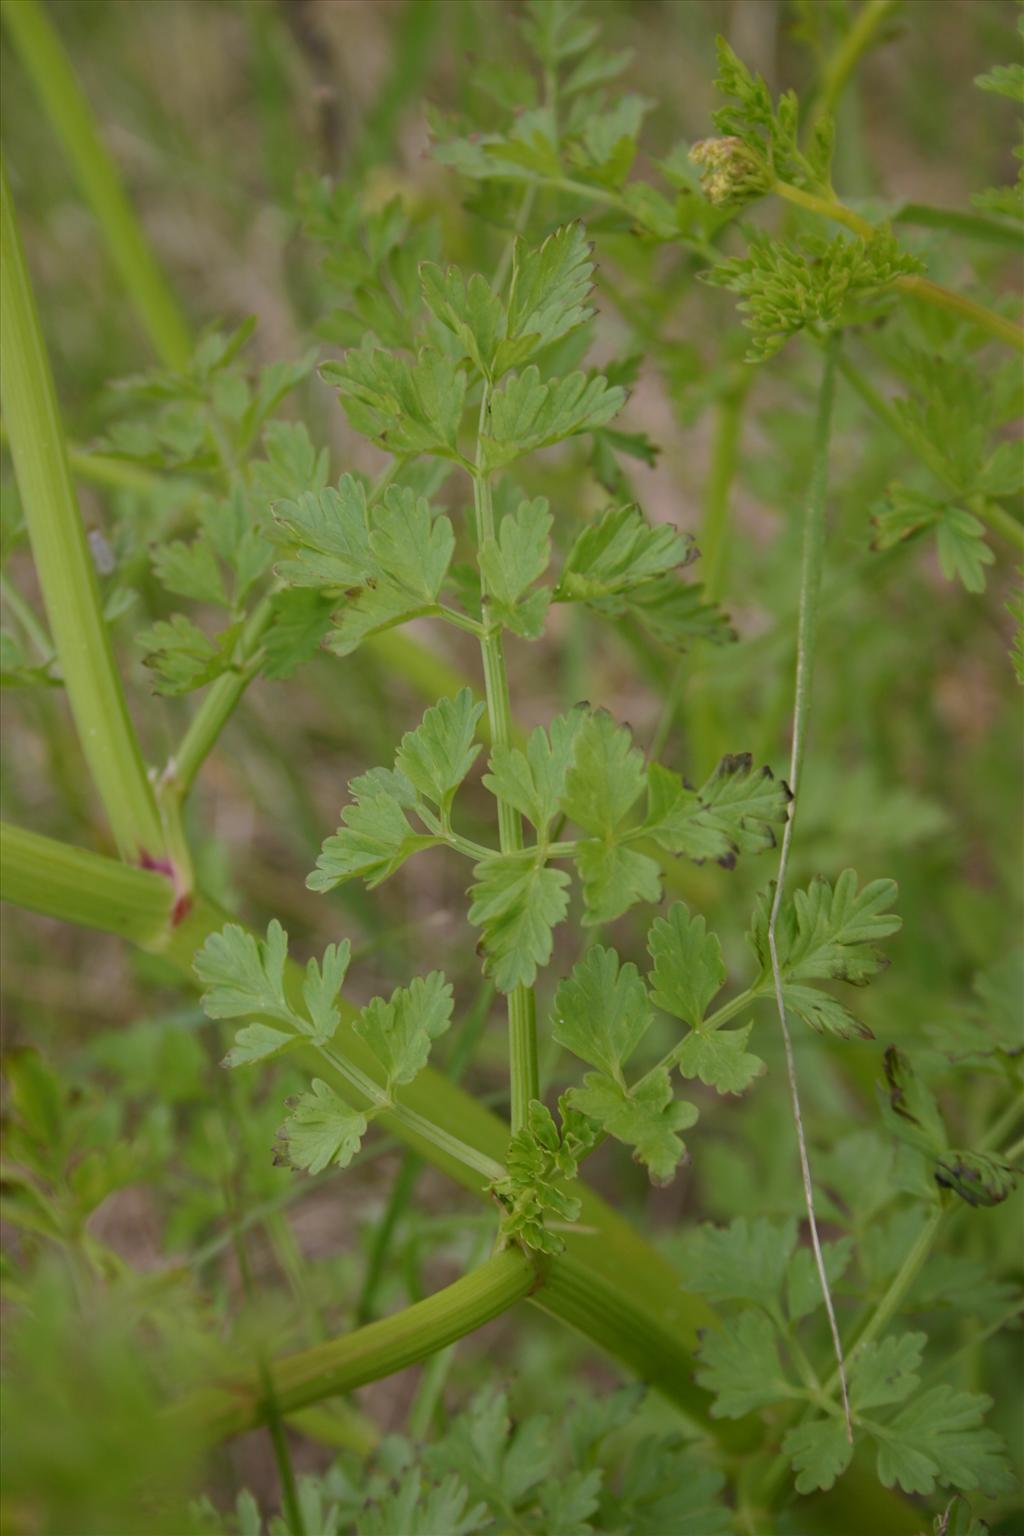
left=689, top=137, right=771, bottom=207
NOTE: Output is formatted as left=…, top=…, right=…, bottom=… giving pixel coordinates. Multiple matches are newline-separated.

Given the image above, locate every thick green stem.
left=0, top=821, right=174, bottom=943
left=0, top=822, right=924, bottom=1524
left=0, top=165, right=166, bottom=861
left=0, top=824, right=719, bottom=1417
left=181, top=1248, right=537, bottom=1441
left=2, top=0, right=191, bottom=370
left=472, top=387, right=538, bottom=1133
left=773, top=181, right=1024, bottom=353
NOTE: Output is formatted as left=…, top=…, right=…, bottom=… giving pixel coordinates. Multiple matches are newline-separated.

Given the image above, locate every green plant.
left=2, top=3, right=1021, bottom=1534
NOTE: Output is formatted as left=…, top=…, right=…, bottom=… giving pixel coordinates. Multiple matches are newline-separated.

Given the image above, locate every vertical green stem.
left=2, top=0, right=191, bottom=369
left=0, top=162, right=166, bottom=860
left=472, top=388, right=537, bottom=1132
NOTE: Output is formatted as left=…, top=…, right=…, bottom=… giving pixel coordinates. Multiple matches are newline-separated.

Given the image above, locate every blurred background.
left=1, top=1, right=1021, bottom=1530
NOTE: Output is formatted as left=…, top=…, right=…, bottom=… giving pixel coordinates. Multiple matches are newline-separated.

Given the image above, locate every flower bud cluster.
left=689, top=136, right=771, bottom=206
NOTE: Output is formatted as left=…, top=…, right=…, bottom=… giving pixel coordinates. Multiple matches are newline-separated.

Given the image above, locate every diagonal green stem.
left=181, top=1248, right=537, bottom=1441
left=0, top=819, right=928, bottom=1527
left=0, top=823, right=719, bottom=1418
left=773, top=181, right=1024, bottom=353
left=802, top=0, right=898, bottom=145
left=0, top=164, right=166, bottom=861
left=2, top=0, right=191, bottom=369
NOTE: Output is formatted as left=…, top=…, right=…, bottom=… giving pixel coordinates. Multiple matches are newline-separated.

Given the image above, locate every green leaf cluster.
left=275, top=476, right=458, bottom=655
left=749, top=868, right=902, bottom=1038
left=198, top=1382, right=732, bottom=1536
left=193, top=920, right=452, bottom=1174
left=309, top=689, right=483, bottom=891
left=704, top=232, right=923, bottom=361
left=879, top=1048, right=1018, bottom=1208
left=687, top=1217, right=1012, bottom=1499
left=470, top=711, right=789, bottom=990
left=555, top=502, right=730, bottom=650
left=553, top=945, right=698, bottom=1184
left=136, top=419, right=330, bottom=693
left=489, top=1097, right=594, bottom=1254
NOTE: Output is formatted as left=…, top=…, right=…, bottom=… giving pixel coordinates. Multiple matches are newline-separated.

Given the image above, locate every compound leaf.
left=395, top=688, right=484, bottom=813
left=647, top=903, right=725, bottom=1025
left=354, top=972, right=453, bottom=1090
left=469, top=857, right=570, bottom=992
left=695, top=1310, right=797, bottom=1418
left=481, top=367, right=625, bottom=471
left=195, top=920, right=291, bottom=1023
left=677, top=1024, right=765, bottom=1096
left=309, top=767, right=439, bottom=891
left=324, top=347, right=468, bottom=459
left=279, top=1079, right=368, bottom=1175
left=557, top=503, right=691, bottom=602
left=483, top=708, right=585, bottom=836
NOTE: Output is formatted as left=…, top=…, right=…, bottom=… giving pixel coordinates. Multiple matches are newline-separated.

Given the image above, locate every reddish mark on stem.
left=138, top=850, right=193, bottom=927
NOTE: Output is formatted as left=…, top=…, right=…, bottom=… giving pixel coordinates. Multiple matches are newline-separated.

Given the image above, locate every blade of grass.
left=1, top=0, right=191, bottom=369
left=0, top=164, right=167, bottom=861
